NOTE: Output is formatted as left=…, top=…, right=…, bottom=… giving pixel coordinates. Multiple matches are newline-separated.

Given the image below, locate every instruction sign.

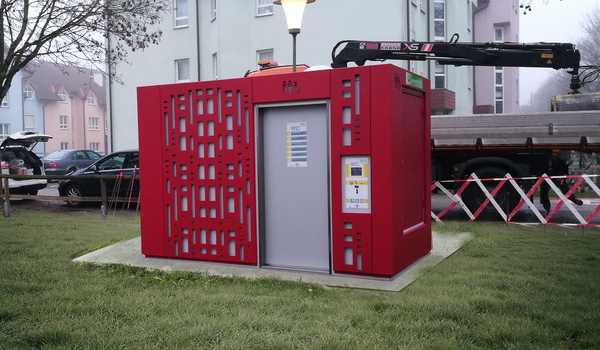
left=287, top=122, right=308, bottom=167
left=342, top=156, right=370, bottom=212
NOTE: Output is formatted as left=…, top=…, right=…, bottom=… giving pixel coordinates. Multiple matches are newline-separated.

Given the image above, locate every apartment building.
left=109, top=0, right=518, bottom=151
left=0, top=62, right=107, bottom=156
left=110, top=0, right=483, bottom=150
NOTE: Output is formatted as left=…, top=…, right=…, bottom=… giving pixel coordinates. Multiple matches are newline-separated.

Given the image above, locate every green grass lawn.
left=1, top=208, right=599, bottom=349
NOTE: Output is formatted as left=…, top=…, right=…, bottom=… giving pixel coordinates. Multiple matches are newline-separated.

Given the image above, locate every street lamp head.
left=274, top=0, right=315, bottom=34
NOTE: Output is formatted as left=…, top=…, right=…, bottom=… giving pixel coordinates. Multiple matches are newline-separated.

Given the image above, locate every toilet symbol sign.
left=343, top=156, right=370, bottom=211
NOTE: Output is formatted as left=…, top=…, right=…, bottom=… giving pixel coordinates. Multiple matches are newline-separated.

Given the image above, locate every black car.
left=43, top=149, right=102, bottom=176
left=58, top=150, right=139, bottom=207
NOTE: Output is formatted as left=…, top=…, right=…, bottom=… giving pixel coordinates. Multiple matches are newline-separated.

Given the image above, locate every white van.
left=0, top=131, right=52, bottom=195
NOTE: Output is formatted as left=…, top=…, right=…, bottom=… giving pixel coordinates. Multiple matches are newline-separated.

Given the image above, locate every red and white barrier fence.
left=431, top=173, right=600, bottom=227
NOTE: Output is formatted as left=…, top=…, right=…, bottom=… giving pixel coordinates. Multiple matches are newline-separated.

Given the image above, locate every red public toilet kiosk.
left=137, top=64, right=431, bottom=277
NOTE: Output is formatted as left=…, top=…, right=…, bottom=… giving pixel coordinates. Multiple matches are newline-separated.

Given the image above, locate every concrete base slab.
left=73, top=231, right=472, bottom=291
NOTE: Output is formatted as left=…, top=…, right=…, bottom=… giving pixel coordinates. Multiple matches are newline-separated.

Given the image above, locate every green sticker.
left=406, top=73, right=423, bottom=89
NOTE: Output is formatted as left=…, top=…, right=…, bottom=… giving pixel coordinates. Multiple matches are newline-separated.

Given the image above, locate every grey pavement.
left=73, top=231, right=473, bottom=292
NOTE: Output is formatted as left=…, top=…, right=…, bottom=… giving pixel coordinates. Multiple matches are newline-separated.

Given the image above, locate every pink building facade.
left=43, top=86, right=107, bottom=154
left=25, top=63, right=107, bottom=155
left=473, top=0, right=520, bottom=114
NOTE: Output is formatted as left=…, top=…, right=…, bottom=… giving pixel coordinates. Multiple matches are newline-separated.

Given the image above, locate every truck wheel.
left=65, top=184, right=84, bottom=207
left=461, top=167, right=520, bottom=217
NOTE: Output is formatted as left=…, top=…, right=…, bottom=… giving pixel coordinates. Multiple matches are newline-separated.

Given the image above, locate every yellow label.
left=541, top=54, right=553, bottom=58
left=345, top=180, right=369, bottom=185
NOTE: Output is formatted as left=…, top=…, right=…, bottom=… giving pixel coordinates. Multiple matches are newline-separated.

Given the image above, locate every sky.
left=519, top=0, right=599, bottom=104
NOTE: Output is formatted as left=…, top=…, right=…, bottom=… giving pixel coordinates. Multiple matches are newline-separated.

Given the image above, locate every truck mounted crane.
left=330, top=36, right=600, bottom=215
left=330, top=35, right=598, bottom=93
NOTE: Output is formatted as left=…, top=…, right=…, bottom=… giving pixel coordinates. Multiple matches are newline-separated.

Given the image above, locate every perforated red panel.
left=140, top=79, right=257, bottom=264
left=330, top=67, right=373, bottom=274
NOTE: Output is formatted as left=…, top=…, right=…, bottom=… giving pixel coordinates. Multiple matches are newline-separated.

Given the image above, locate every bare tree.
left=521, top=71, right=571, bottom=112
left=520, top=0, right=561, bottom=14
left=0, top=0, right=169, bottom=101
left=575, top=5, right=600, bottom=92
left=521, top=5, right=600, bottom=112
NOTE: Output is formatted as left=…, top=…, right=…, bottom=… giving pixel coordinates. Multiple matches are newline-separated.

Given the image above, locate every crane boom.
left=331, top=39, right=586, bottom=92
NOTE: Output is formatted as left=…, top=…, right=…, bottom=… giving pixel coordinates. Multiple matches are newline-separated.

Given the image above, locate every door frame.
left=254, top=100, right=332, bottom=273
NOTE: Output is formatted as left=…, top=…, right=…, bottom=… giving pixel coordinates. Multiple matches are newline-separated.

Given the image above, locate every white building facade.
left=109, top=0, right=498, bottom=151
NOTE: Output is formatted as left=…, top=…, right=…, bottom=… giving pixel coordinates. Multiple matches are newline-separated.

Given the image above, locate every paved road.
left=6, top=182, right=102, bottom=213
left=40, top=181, right=59, bottom=196
left=6, top=182, right=600, bottom=224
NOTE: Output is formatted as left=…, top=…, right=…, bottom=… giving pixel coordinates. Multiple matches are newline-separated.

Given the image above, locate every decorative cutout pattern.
left=159, top=81, right=256, bottom=264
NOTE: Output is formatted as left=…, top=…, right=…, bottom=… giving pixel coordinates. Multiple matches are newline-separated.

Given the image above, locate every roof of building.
left=22, top=61, right=106, bottom=106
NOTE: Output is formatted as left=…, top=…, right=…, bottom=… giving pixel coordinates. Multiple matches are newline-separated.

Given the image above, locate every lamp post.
left=273, top=0, right=315, bottom=72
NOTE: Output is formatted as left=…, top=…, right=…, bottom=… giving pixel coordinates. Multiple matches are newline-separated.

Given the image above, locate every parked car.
left=0, top=131, right=52, bottom=195
left=58, top=150, right=139, bottom=207
left=43, top=149, right=102, bottom=176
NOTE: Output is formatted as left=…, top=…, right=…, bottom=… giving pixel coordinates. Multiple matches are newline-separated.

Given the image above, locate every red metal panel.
left=138, top=86, right=166, bottom=257
left=330, top=67, right=371, bottom=154
left=393, top=73, right=432, bottom=273
left=140, top=78, right=257, bottom=265
left=369, top=65, right=396, bottom=276
left=332, top=213, right=372, bottom=274
left=330, top=66, right=373, bottom=274
left=252, top=70, right=330, bottom=104
left=368, top=65, right=432, bottom=276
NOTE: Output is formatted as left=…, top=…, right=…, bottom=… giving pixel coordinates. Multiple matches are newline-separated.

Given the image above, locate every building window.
left=0, top=124, right=9, bottom=141
left=24, top=85, right=34, bottom=100
left=24, top=115, right=35, bottom=129
left=89, top=143, right=100, bottom=152
left=495, top=66, right=504, bottom=113
left=434, top=62, right=446, bottom=89
left=494, top=26, right=504, bottom=42
left=212, top=52, right=219, bottom=80
left=89, top=117, right=99, bottom=130
left=466, top=0, right=472, bottom=32
left=1, top=94, right=8, bottom=107
left=60, top=115, right=68, bottom=129
left=410, top=61, right=424, bottom=77
left=87, top=93, right=95, bottom=105
left=60, top=142, right=69, bottom=150
left=57, top=89, right=67, bottom=102
left=174, top=0, right=188, bottom=27
left=434, top=0, right=445, bottom=41
left=257, top=0, right=273, bottom=16
left=176, top=59, right=190, bottom=82
left=257, top=49, right=274, bottom=69
left=211, top=0, right=217, bottom=20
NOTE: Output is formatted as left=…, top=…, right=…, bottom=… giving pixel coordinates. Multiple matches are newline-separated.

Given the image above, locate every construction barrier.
left=431, top=173, right=600, bottom=227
